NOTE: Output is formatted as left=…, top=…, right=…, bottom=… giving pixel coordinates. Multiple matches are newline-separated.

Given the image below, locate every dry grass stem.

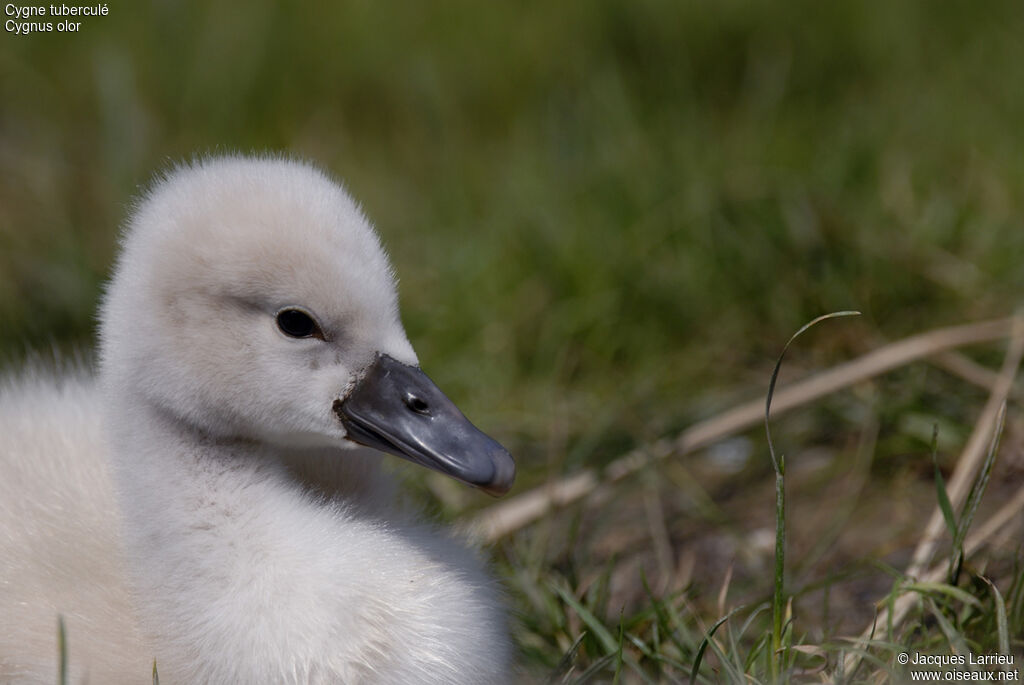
left=838, top=482, right=1024, bottom=678
left=840, top=317, right=1024, bottom=676
left=469, top=317, right=1015, bottom=542
left=963, top=487, right=1024, bottom=557
left=929, top=351, right=1010, bottom=396
left=905, top=317, right=1024, bottom=579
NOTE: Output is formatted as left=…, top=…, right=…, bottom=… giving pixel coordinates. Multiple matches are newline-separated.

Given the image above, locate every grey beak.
left=334, top=354, right=516, bottom=496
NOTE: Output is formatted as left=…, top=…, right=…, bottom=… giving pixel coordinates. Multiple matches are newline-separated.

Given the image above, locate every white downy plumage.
left=0, top=156, right=516, bottom=684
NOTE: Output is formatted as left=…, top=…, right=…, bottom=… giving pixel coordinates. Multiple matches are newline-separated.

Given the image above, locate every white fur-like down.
left=0, top=156, right=514, bottom=684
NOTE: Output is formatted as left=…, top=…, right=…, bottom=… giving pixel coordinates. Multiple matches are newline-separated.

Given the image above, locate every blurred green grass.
left=4, top=3, right=1024, bottom=460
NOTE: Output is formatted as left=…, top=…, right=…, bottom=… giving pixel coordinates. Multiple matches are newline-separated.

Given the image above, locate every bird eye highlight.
left=276, top=308, right=323, bottom=339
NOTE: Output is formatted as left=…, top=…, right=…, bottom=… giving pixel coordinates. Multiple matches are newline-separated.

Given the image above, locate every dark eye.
left=276, top=308, right=322, bottom=339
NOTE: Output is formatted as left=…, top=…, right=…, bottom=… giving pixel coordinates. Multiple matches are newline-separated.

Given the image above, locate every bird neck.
left=106, top=392, right=394, bottom=510
left=101, top=394, right=412, bottom=680
left=100, top=391, right=507, bottom=684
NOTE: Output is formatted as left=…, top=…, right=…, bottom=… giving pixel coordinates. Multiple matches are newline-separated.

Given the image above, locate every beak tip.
left=480, top=446, right=516, bottom=496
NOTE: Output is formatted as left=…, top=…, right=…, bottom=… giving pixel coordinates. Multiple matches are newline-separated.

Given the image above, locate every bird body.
left=0, top=371, right=150, bottom=681
left=0, top=156, right=515, bottom=684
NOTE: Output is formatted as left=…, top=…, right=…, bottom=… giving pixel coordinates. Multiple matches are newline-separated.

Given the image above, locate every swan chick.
left=0, top=155, right=516, bottom=684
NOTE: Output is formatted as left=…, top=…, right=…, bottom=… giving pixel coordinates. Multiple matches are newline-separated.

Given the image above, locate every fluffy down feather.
left=0, top=156, right=514, bottom=684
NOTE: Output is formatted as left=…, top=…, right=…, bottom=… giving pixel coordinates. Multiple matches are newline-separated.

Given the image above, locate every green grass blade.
left=548, top=631, right=588, bottom=684
left=771, top=467, right=785, bottom=682
left=904, top=581, right=983, bottom=608
left=554, top=585, right=619, bottom=655
left=626, top=634, right=690, bottom=672
left=931, top=425, right=958, bottom=543
left=954, top=402, right=1005, bottom=561
left=1009, top=559, right=1024, bottom=636
left=568, top=653, right=617, bottom=685
left=640, top=575, right=696, bottom=657
left=982, top=577, right=1010, bottom=656
left=735, top=602, right=770, bottom=642
left=689, top=604, right=745, bottom=685
left=56, top=615, right=67, bottom=685
left=764, top=310, right=859, bottom=681
left=704, top=625, right=749, bottom=684
left=765, top=310, right=861, bottom=475
left=637, top=570, right=663, bottom=659
left=924, top=598, right=970, bottom=655
left=612, top=615, right=624, bottom=685
left=742, top=631, right=771, bottom=675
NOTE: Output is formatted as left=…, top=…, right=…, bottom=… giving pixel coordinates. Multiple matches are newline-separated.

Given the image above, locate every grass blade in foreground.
left=764, top=310, right=860, bottom=682
left=689, top=605, right=746, bottom=684
left=951, top=402, right=1006, bottom=579
left=56, top=616, right=67, bottom=685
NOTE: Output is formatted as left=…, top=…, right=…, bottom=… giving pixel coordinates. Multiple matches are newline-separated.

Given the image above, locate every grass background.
left=3, top=1, right=1024, bottom=681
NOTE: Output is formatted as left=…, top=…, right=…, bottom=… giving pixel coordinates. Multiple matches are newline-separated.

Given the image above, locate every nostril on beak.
left=404, top=393, right=430, bottom=415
